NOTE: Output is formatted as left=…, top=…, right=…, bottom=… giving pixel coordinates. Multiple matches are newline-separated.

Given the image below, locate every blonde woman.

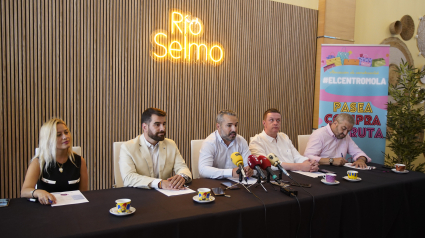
left=21, top=118, right=88, bottom=205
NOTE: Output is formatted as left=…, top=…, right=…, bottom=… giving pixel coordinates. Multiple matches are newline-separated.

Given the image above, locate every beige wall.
left=355, top=0, right=425, bottom=68
left=272, top=0, right=319, bottom=10
left=355, top=0, right=425, bottom=166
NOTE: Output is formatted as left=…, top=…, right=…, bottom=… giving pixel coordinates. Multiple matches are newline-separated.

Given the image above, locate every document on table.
left=292, top=171, right=324, bottom=178
left=155, top=188, right=196, bottom=197
left=227, top=177, right=258, bottom=185
left=344, top=163, right=374, bottom=170
left=51, top=190, right=89, bottom=207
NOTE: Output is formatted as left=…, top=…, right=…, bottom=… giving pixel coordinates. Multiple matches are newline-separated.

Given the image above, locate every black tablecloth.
left=1, top=163, right=425, bottom=238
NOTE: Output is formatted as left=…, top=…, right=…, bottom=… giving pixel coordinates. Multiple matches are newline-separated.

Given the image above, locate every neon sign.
left=151, top=10, right=224, bottom=65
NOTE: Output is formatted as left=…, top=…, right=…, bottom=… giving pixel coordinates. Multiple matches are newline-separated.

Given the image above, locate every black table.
left=1, top=163, right=424, bottom=238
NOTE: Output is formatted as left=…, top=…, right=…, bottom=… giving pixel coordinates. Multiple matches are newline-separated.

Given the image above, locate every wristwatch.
left=329, top=158, right=334, bottom=165
left=178, top=173, right=189, bottom=182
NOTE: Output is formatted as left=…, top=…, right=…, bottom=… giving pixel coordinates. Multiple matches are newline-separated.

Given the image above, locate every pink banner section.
left=319, top=89, right=388, bottom=110
left=321, top=45, right=390, bottom=68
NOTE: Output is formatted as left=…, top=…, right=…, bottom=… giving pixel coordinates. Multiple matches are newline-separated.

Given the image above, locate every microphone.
left=231, top=152, right=247, bottom=182
left=267, top=153, right=290, bottom=177
left=258, top=155, right=280, bottom=183
left=247, top=155, right=266, bottom=179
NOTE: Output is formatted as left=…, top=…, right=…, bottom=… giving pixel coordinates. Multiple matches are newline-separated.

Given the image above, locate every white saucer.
left=343, top=176, right=362, bottom=182
left=192, top=195, right=215, bottom=203
left=392, top=168, right=409, bottom=174
left=321, top=179, right=340, bottom=185
left=109, top=206, right=136, bottom=216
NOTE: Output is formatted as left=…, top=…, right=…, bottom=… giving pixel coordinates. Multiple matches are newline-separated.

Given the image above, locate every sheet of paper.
left=51, top=190, right=89, bottom=207
left=344, top=163, right=374, bottom=170
left=292, top=171, right=324, bottom=178
left=155, top=188, right=196, bottom=197
left=227, top=177, right=258, bottom=185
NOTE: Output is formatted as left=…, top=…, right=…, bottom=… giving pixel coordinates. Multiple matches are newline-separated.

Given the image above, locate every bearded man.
left=304, top=113, right=371, bottom=168
left=198, top=110, right=253, bottom=179
left=119, top=108, right=192, bottom=189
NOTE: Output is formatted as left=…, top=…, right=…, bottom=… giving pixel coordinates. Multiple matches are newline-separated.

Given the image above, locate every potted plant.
left=385, top=60, right=425, bottom=172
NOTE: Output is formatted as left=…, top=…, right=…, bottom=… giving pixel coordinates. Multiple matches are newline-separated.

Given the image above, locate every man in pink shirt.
left=304, top=113, right=371, bottom=168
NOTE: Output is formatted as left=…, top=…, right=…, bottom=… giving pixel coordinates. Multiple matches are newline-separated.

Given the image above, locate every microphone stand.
left=265, top=170, right=280, bottom=191
left=247, top=173, right=267, bottom=192
left=266, top=170, right=272, bottom=183
left=226, top=168, right=252, bottom=193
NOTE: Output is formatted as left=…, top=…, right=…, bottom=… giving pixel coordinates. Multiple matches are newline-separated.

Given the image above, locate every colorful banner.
left=319, top=44, right=390, bottom=164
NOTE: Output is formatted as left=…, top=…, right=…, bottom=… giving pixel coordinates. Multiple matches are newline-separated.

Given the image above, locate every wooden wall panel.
left=0, top=0, right=317, bottom=198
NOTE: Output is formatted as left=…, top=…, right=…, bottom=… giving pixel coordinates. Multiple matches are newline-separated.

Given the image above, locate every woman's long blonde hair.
left=34, top=118, right=75, bottom=175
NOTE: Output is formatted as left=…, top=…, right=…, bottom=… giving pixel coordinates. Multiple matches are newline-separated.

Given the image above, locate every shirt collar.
left=325, top=124, right=336, bottom=138
left=141, top=134, right=159, bottom=149
left=261, top=130, right=278, bottom=143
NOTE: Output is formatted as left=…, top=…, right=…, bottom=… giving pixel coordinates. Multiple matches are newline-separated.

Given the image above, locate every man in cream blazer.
left=119, top=108, right=192, bottom=189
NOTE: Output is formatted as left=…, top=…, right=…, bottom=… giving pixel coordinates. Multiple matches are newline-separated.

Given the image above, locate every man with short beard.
left=198, top=110, right=253, bottom=179
left=119, top=108, right=192, bottom=189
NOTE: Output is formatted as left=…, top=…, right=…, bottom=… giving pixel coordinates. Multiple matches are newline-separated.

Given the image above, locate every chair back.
left=190, top=140, right=205, bottom=179
left=35, top=146, right=82, bottom=156
left=113, top=142, right=125, bottom=188
left=297, top=135, right=311, bottom=155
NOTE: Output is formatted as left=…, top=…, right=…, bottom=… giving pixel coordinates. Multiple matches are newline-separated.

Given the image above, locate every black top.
left=36, top=153, right=82, bottom=193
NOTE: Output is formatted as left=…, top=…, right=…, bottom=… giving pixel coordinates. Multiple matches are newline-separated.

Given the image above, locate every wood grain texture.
left=0, top=0, right=317, bottom=198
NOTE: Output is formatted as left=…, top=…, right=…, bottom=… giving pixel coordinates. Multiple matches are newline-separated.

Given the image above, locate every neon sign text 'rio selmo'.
left=152, top=10, right=224, bottom=65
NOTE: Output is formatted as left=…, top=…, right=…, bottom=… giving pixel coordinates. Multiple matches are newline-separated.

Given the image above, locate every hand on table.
left=244, top=166, right=254, bottom=177
left=34, top=189, right=56, bottom=205
left=352, top=158, right=367, bottom=168
left=299, top=160, right=313, bottom=172
left=163, top=175, right=186, bottom=190
left=308, top=159, right=319, bottom=172
left=232, top=166, right=253, bottom=178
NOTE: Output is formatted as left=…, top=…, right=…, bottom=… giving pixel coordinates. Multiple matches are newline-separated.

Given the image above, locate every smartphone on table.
left=0, top=198, right=10, bottom=207
left=212, top=187, right=225, bottom=196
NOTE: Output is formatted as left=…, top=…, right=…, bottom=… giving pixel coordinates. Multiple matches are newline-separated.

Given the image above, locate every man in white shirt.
left=249, top=108, right=319, bottom=172
left=119, top=108, right=192, bottom=189
left=198, top=110, right=254, bottom=179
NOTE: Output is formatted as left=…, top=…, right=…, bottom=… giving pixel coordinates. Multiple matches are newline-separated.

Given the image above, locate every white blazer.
left=119, top=135, right=192, bottom=189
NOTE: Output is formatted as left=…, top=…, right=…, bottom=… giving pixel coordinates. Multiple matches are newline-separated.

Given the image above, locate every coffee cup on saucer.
left=197, top=188, right=211, bottom=201
left=395, top=164, right=405, bottom=172
left=322, top=173, right=336, bottom=183
left=347, top=170, right=358, bottom=180
left=115, top=198, right=131, bottom=213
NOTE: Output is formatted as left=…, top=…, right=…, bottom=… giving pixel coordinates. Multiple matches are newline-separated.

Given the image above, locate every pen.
left=28, top=198, right=53, bottom=203
left=341, top=153, right=343, bottom=158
